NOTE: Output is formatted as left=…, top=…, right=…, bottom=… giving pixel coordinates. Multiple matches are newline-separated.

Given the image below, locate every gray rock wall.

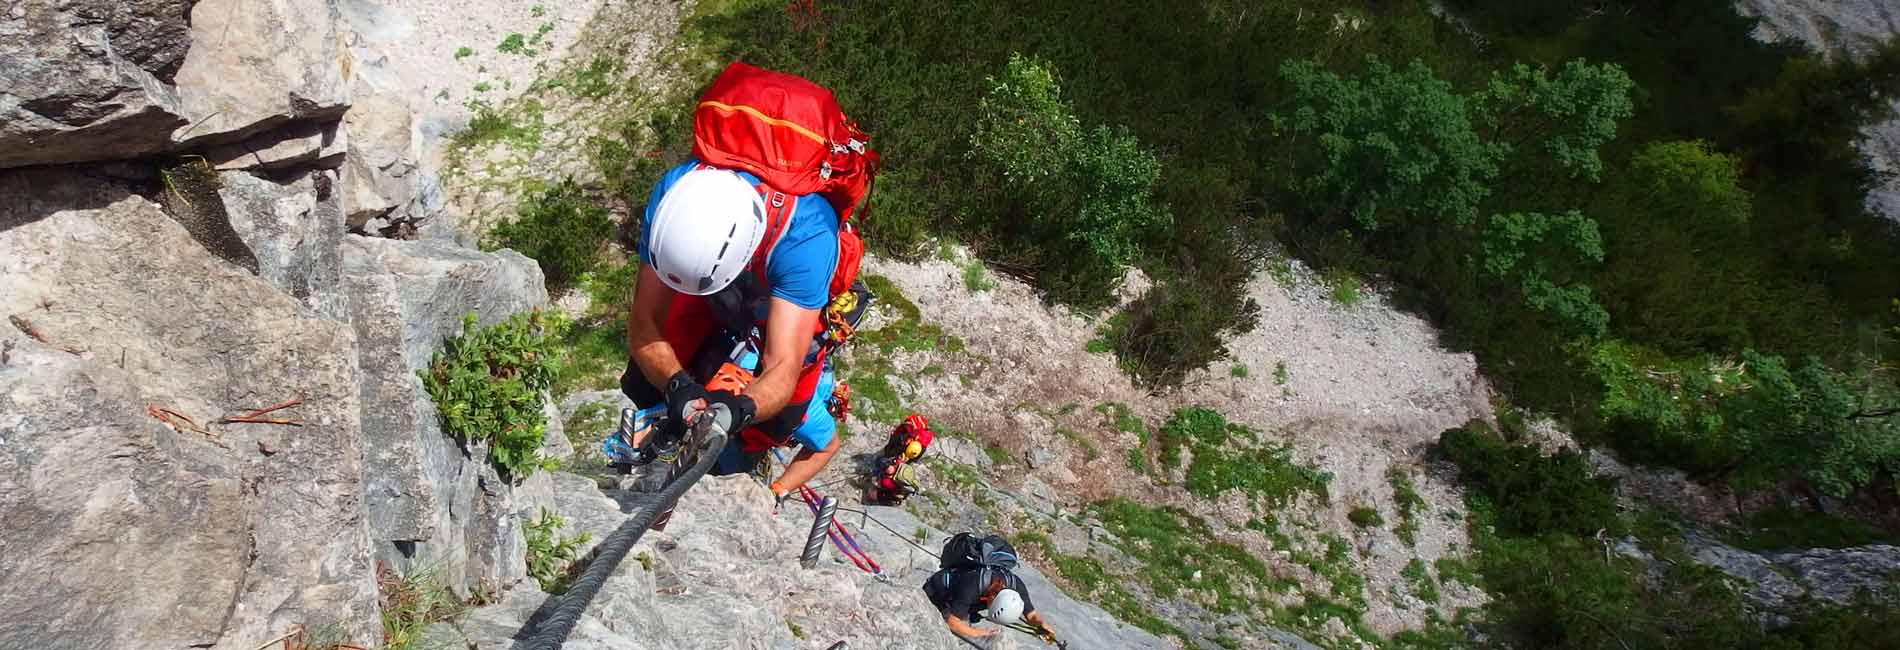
left=344, top=234, right=551, bottom=596
left=0, top=0, right=191, bottom=167
left=0, top=0, right=569, bottom=645
left=0, top=170, right=380, bottom=650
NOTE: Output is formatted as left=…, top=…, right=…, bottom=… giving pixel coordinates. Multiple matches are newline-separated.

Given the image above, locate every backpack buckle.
left=847, top=138, right=866, bottom=154
left=820, top=162, right=834, bottom=180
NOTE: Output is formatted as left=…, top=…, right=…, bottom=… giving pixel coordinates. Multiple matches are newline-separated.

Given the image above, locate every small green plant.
left=454, top=46, right=475, bottom=59
left=962, top=260, right=998, bottom=292
left=525, top=508, right=592, bottom=594
left=1401, top=558, right=1441, bottom=604
left=1434, top=557, right=1478, bottom=586
left=473, top=81, right=493, bottom=93
left=786, top=620, right=806, bottom=640
left=1348, top=506, right=1384, bottom=528
left=378, top=564, right=467, bottom=650
left=1230, top=364, right=1249, bottom=378
left=981, top=443, right=1012, bottom=466
left=634, top=552, right=654, bottom=572
left=1056, top=427, right=1100, bottom=461
left=530, top=3, right=546, bottom=16
left=421, top=312, right=561, bottom=481
left=1325, top=268, right=1362, bottom=306
left=1388, top=467, right=1426, bottom=546
left=1274, top=361, right=1289, bottom=386
left=486, top=179, right=612, bottom=290
left=1268, top=259, right=1297, bottom=287
left=497, top=32, right=535, bottom=56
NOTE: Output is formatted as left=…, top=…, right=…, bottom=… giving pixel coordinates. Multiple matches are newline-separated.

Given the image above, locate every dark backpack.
left=939, top=532, right=1018, bottom=572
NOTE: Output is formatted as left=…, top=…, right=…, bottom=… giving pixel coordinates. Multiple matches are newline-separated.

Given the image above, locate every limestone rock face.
left=0, top=0, right=191, bottom=167
left=343, top=234, right=550, bottom=595
left=1686, top=533, right=1900, bottom=617
left=454, top=473, right=1174, bottom=650
left=220, top=169, right=349, bottom=320
left=171, top=0, right=351, bottom=150
left=0, top=169, right=379, bottom=650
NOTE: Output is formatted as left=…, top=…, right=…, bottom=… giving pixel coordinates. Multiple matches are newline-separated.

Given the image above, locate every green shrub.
left=1726, top=506, right=1890, bottom=551
left=421, top=312, right=562, bottom=481
left=1110, top=275, right=1261, bottom=387
left=1401, top=558, right=1440, bottom=604
left=1439, top=419, right=1617, bottom=537
left=524, top=508, right=592, bottom=594
left=1348, top=506, right=1383, bottom=528
left=961, top=260, right=997, bottom=292
left=971, top=54, right=1170, bottom=307
left=1091, top=498, right=1271, bottom=614
left=486, top=179, right=613, bottom=291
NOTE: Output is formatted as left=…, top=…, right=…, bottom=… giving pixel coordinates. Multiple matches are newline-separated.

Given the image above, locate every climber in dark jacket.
left=924, top=561, right=1055, bottom=641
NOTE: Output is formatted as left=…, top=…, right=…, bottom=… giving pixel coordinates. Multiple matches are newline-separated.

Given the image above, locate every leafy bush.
left=1273, top=56, right=1504, bottom=231
left=486, top=179, right=613, bottom=291
left=524, top=508, right=592, bottom=594
left=1347, top=506, right=1383, bottom=528
left=1109, top=275, right=1261, bottom=387
left=421, top=312, right=562, bottom=481
left=1439, top=419, right=1617, bottom=537
left=970, top=54, right=1171, bottom=306
left=1584, top=340, right=1900, bottom=495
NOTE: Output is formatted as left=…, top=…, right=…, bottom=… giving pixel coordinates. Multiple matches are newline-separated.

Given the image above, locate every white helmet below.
left=987, top=589, right=1025, bottom=626
left=648, top=168, right=767, bottom=295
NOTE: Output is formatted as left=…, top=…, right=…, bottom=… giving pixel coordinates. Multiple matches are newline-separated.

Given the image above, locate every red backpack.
left=692, top=61, right=879, bottom=300
left=689, top=62, right=879, bottom=451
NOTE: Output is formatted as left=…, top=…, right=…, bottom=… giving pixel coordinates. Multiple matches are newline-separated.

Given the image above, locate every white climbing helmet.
left=987, top=589, right=1025, bottom=626
left=647, top=168, right=767, bottom=295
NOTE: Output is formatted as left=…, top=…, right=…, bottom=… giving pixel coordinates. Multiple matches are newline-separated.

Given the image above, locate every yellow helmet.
left=904, top=441, right=924, bottom=460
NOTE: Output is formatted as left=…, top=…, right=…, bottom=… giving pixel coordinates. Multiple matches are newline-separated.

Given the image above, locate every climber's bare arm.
left=745, top=296, right=821, bottom=420
left=945, top=613, right=994, bottom=638
left=629, top=265, right=684, bottom=388
left=776, top=431, right=841, bottom=493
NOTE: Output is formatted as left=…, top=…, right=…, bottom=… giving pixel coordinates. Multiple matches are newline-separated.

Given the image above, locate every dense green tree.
left=1479, top=211, right=1609, bottom=337
left=1476, top=60, right=1636, bottom=186
left=1272, top=56, right=1503, bottom=231
left=1596, top=140, right=1762, bottom=352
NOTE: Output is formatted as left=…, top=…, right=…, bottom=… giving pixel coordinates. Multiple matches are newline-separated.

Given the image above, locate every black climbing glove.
left=618, top=358, right=645, bottom=403
left=705, top=389, right=757, bottom=436
left=663, top=370, right=710, bottom=429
